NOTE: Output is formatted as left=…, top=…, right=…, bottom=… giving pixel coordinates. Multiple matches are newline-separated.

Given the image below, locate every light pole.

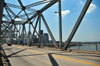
left=54, top=0, right=62, bottom=49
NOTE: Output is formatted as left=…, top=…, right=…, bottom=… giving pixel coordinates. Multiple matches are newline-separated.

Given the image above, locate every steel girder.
left=58, top=0, right=62, bottom=49
left=63, top=0, right=92, bottom=50
left=0, top=0, right=92, bottom=50
left=23, top=0, right=58, bottom=24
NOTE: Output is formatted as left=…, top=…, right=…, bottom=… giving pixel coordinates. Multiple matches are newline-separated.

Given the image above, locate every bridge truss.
left=0, top=0, right=92, bottom=50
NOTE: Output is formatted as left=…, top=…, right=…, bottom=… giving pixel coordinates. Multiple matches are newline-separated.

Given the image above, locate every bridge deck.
left=2, top=44, right=100, bottom=66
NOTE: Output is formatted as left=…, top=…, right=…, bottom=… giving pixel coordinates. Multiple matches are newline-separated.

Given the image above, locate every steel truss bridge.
left=0, top=0, right=92, bottom=50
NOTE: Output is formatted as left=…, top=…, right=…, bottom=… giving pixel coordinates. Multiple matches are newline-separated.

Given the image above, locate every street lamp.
left=54, top=11, right=59, bottom=13
left=54, top=11, right=62, bottom=49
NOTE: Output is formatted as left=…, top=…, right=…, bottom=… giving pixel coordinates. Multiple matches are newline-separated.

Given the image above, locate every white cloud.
left=79, top=0, right=83, bottom=4
left=61, top=10, right=70, bottom=17
left=2, top=19, right=4, bottom=21
left=41, top=0, right=64, bottom=1
left=57, top=10, right=70, bottom=17
left=87, top=3, right=96, bottom=13
left=15, top=18, right=22, bottom=21
left=41, top=0, right=53, bottom=1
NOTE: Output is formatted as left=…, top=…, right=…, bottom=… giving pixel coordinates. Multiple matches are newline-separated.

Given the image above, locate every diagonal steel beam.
left=31, top=24, right=39, bottom=37
left=63, top=0, right=92, bottom=50
left=41, top=14, right=58, bottom=48
left=18, top=0, right=24, bottom=8
left=14, top=10, right=22, bottom=19
left=6, top=5, right=16, bottom=17
left=14, top=24, right=19, bottom=32
left=30, top=16, right=39, bottom=46
left=24, top=0, right=58, bottom=24
left=19, top=11, right=36, bottom=19
left=31, top=16, right=39, bottom=36
left=41, top=0, right=58, bottom=13
left=1, top=23, right=12, bottom=34
left=5, top=6, right=12, bottom=20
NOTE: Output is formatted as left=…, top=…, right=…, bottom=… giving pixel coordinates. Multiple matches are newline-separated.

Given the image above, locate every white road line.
left=24, top=54, right=33, bottom=58
left=29, top=56, right=33, bottom=58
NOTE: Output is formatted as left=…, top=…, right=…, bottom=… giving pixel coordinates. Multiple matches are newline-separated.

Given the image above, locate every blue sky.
left=4, top=0, right=100, bottom=42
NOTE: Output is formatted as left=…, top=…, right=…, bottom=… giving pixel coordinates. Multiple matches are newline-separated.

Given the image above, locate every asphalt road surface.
left=2, top=44, right=100, bottom=66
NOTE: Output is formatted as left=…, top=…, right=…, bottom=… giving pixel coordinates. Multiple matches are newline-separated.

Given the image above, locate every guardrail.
left=31, top=43, right=100, bottom=51
left=13, top=43, right=100, bottom=51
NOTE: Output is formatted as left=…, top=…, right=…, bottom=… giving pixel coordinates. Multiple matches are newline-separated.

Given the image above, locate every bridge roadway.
left=2, top=44, right=100, bottom=66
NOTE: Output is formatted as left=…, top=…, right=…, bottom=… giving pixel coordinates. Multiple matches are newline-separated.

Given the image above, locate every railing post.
left=96, top=44, right=98, bottom=51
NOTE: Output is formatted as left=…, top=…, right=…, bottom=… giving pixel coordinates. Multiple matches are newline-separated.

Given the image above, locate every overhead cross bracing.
left=0, top=0, right=92, bottom=50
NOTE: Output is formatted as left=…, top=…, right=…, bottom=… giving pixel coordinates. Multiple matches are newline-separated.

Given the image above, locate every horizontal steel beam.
left=6, top=3, right=22, bottom=9
left=2, top=21, right=24, bottom=24
left=26, top=0, right=51, bottom=8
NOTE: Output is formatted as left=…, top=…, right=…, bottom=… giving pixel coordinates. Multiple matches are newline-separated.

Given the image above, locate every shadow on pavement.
left=9, top=54, right=43, bottom=58
left=0, top=52, right=3, bottom=66
left=7, top=49, right=26, bottom=57
left=4, top=48, right=12, bottom=50
left=48, top=53, right=59, bottom=66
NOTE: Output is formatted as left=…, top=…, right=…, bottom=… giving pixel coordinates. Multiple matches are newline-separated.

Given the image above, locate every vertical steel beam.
left=41, top=14, right=58, bottom=48
left=24, top=26, right=28, bottom=45
left=23, top=25, right=25, bottom=45
left=18, top=25, right=24, bottom=45
left=63, top=0, right=92, bottom=50
left=17, top=25, right=21, bottom=44
left=0, top=0, right=4, bottom=35
left=58, top=0, right=62, bottom=49
left=18, top=25, right=21, bottom=37
left=38, top=13, right=41, bottom=48
left=11, top=31, right=13, bottom=44
left=29, top=22, right=31, bottom=45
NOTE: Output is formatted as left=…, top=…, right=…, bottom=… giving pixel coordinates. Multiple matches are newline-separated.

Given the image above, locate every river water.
left=68, top=44, right=100, bottom=51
